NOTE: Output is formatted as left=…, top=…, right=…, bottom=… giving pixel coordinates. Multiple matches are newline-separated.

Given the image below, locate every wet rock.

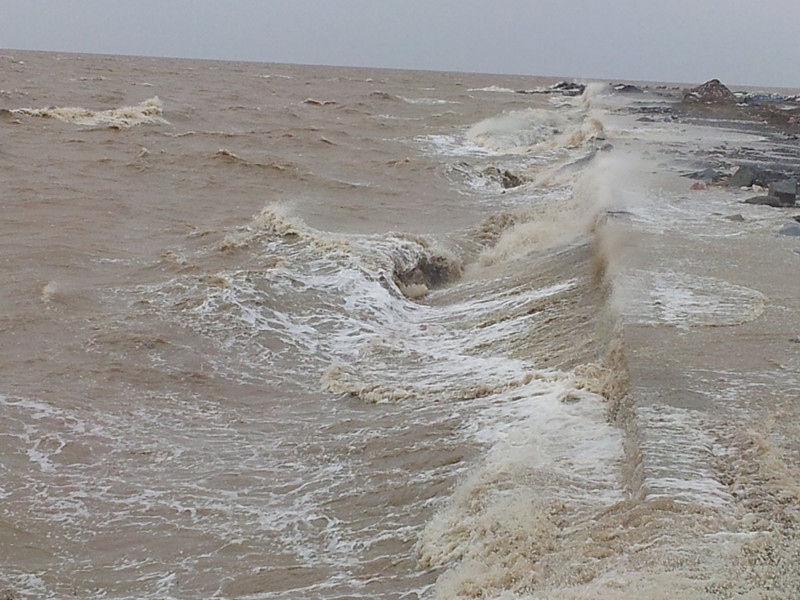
left=549, top=81, right=586, bottom=96
left=725, top=213, right=746, bottom=222
left=482, top=166, right=524, bottom=189
left=743, top=195, right=797, bottom=208
left=613, top=83, right=643, bottom=93
left=393, top=251, right=463, bottom=296
left=687, top=167, right=723, bottom=183
left=776, top=222, right=800, bottom=236
left=768, top=179, right=798, bottom=205
left=683, top=79, right=736, bottom=104
left=743, top=92, right=789, bottom=105
left=727, top=165, right=757, bottom=188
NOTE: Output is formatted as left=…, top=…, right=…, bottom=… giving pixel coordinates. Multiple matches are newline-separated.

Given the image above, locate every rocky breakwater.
left=679, top=77, right=800, bottom=131
left=679, top=78, right=800, bottom=244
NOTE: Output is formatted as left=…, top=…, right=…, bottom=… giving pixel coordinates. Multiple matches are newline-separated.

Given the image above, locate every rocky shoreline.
left=612, top=78, right=800, bottom=238
left=677, top=80, right=800, bottom=243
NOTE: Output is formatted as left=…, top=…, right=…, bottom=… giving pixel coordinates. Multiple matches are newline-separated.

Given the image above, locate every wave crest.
left=465, top=108, right=605, bottom=155
left=13, top=96, right=167, bottom=128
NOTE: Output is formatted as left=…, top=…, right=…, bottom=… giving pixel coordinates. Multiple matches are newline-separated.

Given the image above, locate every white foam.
left=615, top=269, right=766, bottom=328
left=13, top=96, right=168, bottom=128
left=399, top=96, right=456, bottom=105
left=416, top=383, right=626, bottom=594
left=467, top=86, right=516, bottom=93
left=637, top=405, right=733, bottom=507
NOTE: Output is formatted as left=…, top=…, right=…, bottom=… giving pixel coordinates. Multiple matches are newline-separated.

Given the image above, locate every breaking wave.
left=465, top=107, right=605, bottom=155
left=12, top=96, right=167, bottom=128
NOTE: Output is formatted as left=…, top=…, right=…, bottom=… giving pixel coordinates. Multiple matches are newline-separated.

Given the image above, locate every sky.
left=3, top=0, right=800, bottom=89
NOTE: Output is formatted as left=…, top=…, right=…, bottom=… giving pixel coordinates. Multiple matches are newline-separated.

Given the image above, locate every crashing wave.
left=12, top=96, right=168, bottom=128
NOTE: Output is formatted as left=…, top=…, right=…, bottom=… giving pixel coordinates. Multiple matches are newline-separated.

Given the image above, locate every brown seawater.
left=2, top=50, right=800, bottom=599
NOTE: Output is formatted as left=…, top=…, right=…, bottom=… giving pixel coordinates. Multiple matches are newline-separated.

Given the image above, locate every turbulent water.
left=2, top=51, right=800, bottom=599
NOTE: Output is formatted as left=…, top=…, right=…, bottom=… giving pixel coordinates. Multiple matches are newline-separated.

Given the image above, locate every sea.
left=2, top=50, right=800, bottom=599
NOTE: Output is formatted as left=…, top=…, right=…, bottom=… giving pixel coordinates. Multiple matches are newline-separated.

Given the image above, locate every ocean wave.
left=467, top=85, right=516, bottom=93
left=12, top=96, right=168, bottom=128
left=465, top=107, right=605, bottom=155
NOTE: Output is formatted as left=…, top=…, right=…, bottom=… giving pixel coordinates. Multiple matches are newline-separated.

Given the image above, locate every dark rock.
left=549, top=81, right=586, bottom=96
left=482, top=166, right=524, bottom=189
left=768, top=179, right=798, bottom=204
left=793, top=215, right=800, bottom=223
left=727, top=165, right=757, bottom=188
left=743, top=195, right=797, bottom=208
left=613, top=83, right=643, bottom=93
left=393, top=251, right=462, bottom=294
left=686, top=167, right=723, bottom=183
left=500, top=170, right=523, bottom=189
left=776, top=222, right=800, bottom=236
left=743, top=92, right=788, bottom=105
left=683, top=79, right=736, bottom=104
left=725, top=214, right=746, bottom=222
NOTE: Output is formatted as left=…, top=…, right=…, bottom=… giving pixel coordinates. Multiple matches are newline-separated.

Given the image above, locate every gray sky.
left=3, top=0, right=800, bottom=89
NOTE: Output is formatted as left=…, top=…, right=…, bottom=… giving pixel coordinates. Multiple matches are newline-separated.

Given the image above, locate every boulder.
left=768, top=179, right=798, bottom=204
left=687, top=167, right=723, bottom=183
left=683, top=79, right=736, bottom=104
left=776, top=222, right=800, bottom=236
left=725, top=214, right=746, bottom=222
left=612, top=83, right=643, bottom=94
left=727, top=165, right=757, bottom=188
left=549, top=81, right=586, bottom=96
left=743, top=195, right=797, bottom=208
left=482, top=166, right=524, bottom=189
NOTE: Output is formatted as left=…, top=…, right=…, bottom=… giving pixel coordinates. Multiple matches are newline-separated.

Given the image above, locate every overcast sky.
left=3, top=0, right=800, bottom=89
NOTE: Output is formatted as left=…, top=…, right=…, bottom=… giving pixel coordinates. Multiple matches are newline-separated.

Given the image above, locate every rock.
left=549, top=81, right=586, bottom=96
left=768, top=179, right=798, bottom=204
left=500, top=170, right=523, bottom=189
left=725, top=214, right=745, bottom=222
left=727, top=165, right=757, bottom=188
left=743, top=195, right=797, bottom=208
left=687, top=167, right=723, bottom=183
left=482, top=166, right=524, bottom=189
left=613, top=83, right=643, bottom=93
left=691, top=182, right=708, bottom=190
left=393, top=251, right=462, bottom=294
left=776, top=222, right=800, bottom=236
left=683, top=79, right=736, bottom=104
left=793, top=215, right=800, bottom=223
